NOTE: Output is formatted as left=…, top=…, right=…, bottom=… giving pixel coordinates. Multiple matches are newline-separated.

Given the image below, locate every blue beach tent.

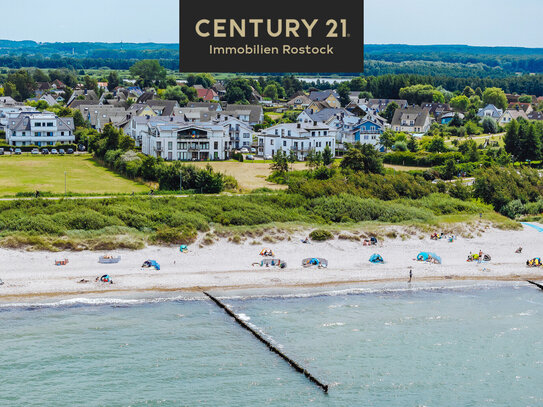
left=369, top=254, right=384, bottom=264
left=417, top=252, right=442, bottom=264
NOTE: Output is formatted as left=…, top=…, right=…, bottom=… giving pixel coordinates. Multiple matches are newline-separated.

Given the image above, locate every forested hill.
left=1, top=40, right=543, bottom=77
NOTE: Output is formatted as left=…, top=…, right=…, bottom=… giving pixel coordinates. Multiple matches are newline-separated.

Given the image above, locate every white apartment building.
left=141, top=122, right=230, bottom=161
left=257, top=122, right=336, bottom=160
left=6, top=111, right=75, bottom=146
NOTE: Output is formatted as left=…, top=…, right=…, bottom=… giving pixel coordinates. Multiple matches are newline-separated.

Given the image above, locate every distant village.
left=1, top=75, right=542, bottom=161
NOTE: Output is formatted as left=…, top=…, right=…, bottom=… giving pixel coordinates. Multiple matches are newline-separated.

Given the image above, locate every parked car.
left=240, top=147, right=250, bottom=154
left=59, top=149, right=65, bottom=155
left=67, top=148, right=74, bottom=154
left=250, top=147, right=256, bottom=153
left=0, top=148, right=4, bottom=155
left=31, top=148, right=39, bottom=155
left=246, top=155, right=255, bottom=160
left=51, top=149, right=58, bottom=155
left=264, top=155, right=273, bottom=160
left=78, top=144, right=86, bottom=152
left=14, top=148, right=22, bottom=155
left=41, top=148, right=49, bottom=155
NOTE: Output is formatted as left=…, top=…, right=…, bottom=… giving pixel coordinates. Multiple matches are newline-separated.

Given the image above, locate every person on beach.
left=408, top=269, right=412, bottom=283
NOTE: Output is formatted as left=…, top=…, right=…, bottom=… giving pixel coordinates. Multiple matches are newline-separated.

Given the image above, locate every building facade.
left=141, top=122, right=230, bottom=161
left=257, top=122, right=336, bottom=160
left=6, top=111, right=75, bottom=146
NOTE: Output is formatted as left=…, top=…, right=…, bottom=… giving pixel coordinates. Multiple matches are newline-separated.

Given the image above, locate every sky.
left=1, top=0, right=543, bottom=47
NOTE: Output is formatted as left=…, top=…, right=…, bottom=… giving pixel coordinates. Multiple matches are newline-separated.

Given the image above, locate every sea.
left=1, top=282, right=542, bottom=406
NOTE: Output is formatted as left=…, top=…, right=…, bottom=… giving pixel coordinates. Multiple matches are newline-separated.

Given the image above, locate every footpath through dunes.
left=0, top=224, right=543, bottom=300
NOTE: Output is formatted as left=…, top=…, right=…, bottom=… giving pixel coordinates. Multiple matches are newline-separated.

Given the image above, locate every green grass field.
left=0, top=154, right=149, bottom=195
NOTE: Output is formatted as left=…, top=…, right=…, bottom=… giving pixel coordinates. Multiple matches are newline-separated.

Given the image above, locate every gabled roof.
left=309, top=90, right=339, bottom=102
left=508, top=102, right=532, bottom=112
left=224, top=104, right=263, bottom=124
left=136, top=91, right=156, bottom=104
left=391, top=107, right=430, bottom=127
left=287, top=94, right=312, bottom=105
left=186, top=101, right=222, bottom=111
left=502, top=109, right=529, bottom=120
left=146, top=100, right=178, bottom=116
left=528, top=111, right=543, bottom=121
left=301, top=108, right=353, bottom=122
left=196, top=88, right=218, bottom=101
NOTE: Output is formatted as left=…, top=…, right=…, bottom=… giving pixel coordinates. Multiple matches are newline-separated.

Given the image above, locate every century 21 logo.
left=195, top=19, right=349, bottom=38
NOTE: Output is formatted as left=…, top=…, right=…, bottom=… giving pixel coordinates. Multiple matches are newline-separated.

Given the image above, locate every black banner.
left=179, top=0, right=364, bottom=72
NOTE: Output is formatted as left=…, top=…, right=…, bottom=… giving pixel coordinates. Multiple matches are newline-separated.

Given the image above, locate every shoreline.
left=1, top=224, right=543, bottom=305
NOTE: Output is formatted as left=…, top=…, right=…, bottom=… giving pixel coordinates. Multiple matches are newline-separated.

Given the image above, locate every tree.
left=379, top=130, right=396, bottom=151
left=426, top=136, right=448, bottom=153
left=449, top=114, right=463, bottom=127
left=129, top=60, right=167, bottom=87
left=482, top=87, right=507, bottom=110
left=504, top=119, right=521, bottom=159
left=450, top=95, right=470, bottom=112
left=442, top=159, right=458, bottom=180
left=399, top=84, right=441, bottom=105
left=103, top=124, right=121, bottom=151
left=83, top=76, right=98, bottom=92
left=337, top=83, right=351, bottom=107
left=162, top=86, right=189, bottom=105
left=225, top=78, right=252, bottom=104
left=5, top=70, right=35, bottom=101
left=462, top=86, right=475, bottom=98
left=407, top=136, right=419, bottom=152
left=32, top=68, right=50, bottom=83
left=382, top=102, right=399, bottom=123
left=73, top=110, right=86, bottom=128
left=270, top=150, right=289, bottom=173
left=322, top=145, right=333, bottom=166
left=349, top=77, right=367, bottom=91
left=340, top=142, right=383, bottom=174
left=520, top=122, right=542, bottom=162
left=358, top=91, right=373, bottom=99
left=107, top=71, right=120, bottom=91
left=262, top=84, right=278, bottom=101
left=482, top=117, right=498, bottom=134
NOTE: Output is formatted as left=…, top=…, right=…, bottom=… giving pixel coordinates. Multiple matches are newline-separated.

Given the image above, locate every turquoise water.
left=1, top=284, right=542, bottom=406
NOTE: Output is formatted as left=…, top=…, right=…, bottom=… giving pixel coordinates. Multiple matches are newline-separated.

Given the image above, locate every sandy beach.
left=1, top=223, right=542, bottom=302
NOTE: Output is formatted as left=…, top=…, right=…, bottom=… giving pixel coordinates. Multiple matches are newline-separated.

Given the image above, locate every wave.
left=0, top=280, right=527, bottom=311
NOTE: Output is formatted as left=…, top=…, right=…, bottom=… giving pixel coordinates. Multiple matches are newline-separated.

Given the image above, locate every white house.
left=498, top=109, right=528, bottom=125
left=477, top=104, right=503, bottom=119
left=257, top=122, right=336, bottom=160
left=218, top=116, right=253, bottom=149
left=126, top=115, right=189, bottom=147
left=6, top=111, right=75, bottom=146
left=141, top=122, right=230, bottom=161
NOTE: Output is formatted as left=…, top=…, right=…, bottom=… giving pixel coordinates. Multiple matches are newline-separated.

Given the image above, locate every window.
left=47, top=122, right=54, bottom=127
left=283, top=141, right=286, bottom=147
left=311, top=131, right=315, bottom=136
left=214, top=141, right=218, bottom=149
left=168, top=142, right=173, bottom=150
left=270, top=139, right=274, bottom=146
left=287, top=130, right=291, bottom=136
left=157, top=142, right=162, bottom=150
left=323, top=131, right=327, bottom=135
left=61, top=132, right=64, bottom=136
left=274, top=129, right=278, bottom=135
left=35, top=132, right=41, bottom=137
left=35, top=122, right=42, bottom=127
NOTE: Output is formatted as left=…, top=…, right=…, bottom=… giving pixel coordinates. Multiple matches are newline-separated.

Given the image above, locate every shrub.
left=309, top=229, right=334, bottom=241
left=150, top=226, right=197, bottom=245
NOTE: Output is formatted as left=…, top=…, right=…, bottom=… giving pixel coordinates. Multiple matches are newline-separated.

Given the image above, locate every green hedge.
left=384, top=151, right=464, bottom=167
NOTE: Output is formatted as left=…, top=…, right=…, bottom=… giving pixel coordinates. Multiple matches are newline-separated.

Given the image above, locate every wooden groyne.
left=527, top=280, right=543, bottom=291
left=203, top=291, right=329, bottom=393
